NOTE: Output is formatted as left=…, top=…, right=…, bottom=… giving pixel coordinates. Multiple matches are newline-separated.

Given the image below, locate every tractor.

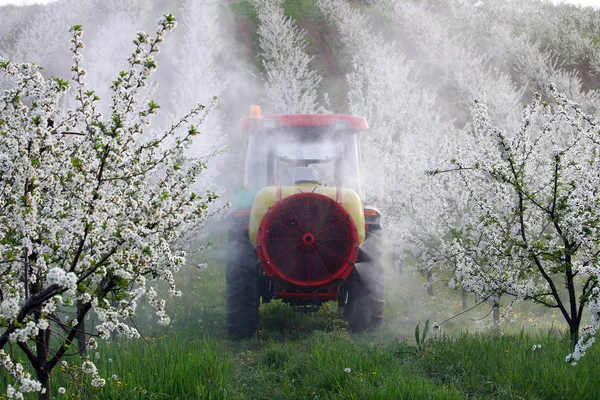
left=225, top=106, right=384, bottom=337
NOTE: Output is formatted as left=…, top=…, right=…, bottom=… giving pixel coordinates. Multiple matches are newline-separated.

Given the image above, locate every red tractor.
left=225, top=106, right=384, bottom=337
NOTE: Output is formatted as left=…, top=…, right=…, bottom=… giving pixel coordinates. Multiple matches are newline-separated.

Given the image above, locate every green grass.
left=49, top=315, right=600, bottom=399
left=31, top=240, right=597, bottom=400
left=281, top=0, right=321, bottom=20
left=228, top=331, right=464, bottom=400
left=58, top=335, right=232, bottom=400
left=4, top=235, right=599, bottom=399
left=420, top=331, right=600, bottom=399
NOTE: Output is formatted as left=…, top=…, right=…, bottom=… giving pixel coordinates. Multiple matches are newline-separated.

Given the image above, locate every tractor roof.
left=239, top=114, right=368, bottom=130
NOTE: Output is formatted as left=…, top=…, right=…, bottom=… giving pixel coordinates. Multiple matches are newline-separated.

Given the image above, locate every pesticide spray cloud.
left=2, top=0, right=598, bottom=338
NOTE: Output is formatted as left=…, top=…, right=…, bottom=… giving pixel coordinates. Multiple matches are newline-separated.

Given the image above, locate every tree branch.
left=17, top=340, right=39, bottom=369
left=499, top=131, right=570, bottom=322
left=0, top=284, right=59, bottom=350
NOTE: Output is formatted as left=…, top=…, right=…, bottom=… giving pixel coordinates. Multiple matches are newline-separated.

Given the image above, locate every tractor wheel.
left=344, top=231, right=385, bottom=332
left=225, top=232, right=260, bottom=338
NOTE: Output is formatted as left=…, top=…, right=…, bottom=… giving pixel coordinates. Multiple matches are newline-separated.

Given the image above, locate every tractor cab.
left=239, top=108, right=367, bottom=199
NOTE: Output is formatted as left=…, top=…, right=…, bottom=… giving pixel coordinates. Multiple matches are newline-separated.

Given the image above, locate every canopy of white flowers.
left=0, top=15, right=220, bottom=398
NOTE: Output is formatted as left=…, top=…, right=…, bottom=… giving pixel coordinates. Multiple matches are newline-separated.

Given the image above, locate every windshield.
left=243, top=126, right=364, bottom=197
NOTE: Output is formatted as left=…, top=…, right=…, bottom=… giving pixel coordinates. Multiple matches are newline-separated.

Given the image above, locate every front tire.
left=225, top=232, right=260, bottom=338
left=343, top=231, right=385, bottom=332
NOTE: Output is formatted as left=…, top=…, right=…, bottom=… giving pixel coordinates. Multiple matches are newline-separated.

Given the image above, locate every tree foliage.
left=431, top=87, right=600, bottom=359
left=0, top=15, right=219, bottom=399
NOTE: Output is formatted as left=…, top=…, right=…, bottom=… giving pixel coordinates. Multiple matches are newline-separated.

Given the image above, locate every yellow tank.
left=249, top=184, right=365, bottom=246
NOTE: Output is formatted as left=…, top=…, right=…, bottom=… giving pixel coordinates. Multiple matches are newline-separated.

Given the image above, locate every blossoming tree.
left=251, top=0, right=324, bottom=114
left=0, top=15, right=219, bottom=399
left=430, top=87, right=600, bottom=361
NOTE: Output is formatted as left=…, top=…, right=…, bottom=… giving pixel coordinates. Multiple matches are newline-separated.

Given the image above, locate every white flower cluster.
left=1, top=350, right=42, bottom=398
left=81, top=360, right=96, bottom=374
left=10, top=321, right=39, bottom=343
left=1, top=297, right=19, bottom=319
left=82, top=359, right=106, bottom=388
left=41, top=295, right=63, bottom=314
left=46, top=267, right=78, bottom=292
left=92, top=297, right=140, bottom=340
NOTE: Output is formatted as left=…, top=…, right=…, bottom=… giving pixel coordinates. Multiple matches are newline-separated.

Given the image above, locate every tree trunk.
left=462, top=287, right=468, bottom=311
left=393, top=250, right=403, bottom=275
left=76, top=300, right=87, bottom=356
left=36, top=367, right=51, bottom=400
left=426, top=270, right=434, bottom=297
left=35, top=330, right=51, bottom=400
left=564, top=259, right=580, bottom=346
left=569, top=319, right=579, bottom=345
left=491, top=294, right=501, bottom=335
left=32, top=281, right=52, bottom=400
left=492, top=305, right=500, bottom=331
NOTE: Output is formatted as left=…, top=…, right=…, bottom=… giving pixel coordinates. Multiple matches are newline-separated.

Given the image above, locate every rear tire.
left=344, top=231, right=385, bottom=332
left=226, top=232, right=260, bottom=338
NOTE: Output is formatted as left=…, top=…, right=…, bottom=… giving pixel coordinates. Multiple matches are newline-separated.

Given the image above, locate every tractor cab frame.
left=240, top=113, right=366, bottom=198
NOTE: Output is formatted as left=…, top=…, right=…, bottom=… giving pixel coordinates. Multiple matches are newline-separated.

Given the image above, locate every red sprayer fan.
left=256, top=192, right=359, bottom=287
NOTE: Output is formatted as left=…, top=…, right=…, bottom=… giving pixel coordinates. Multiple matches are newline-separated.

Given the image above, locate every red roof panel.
left=239, top=114, right=368, bottom=130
